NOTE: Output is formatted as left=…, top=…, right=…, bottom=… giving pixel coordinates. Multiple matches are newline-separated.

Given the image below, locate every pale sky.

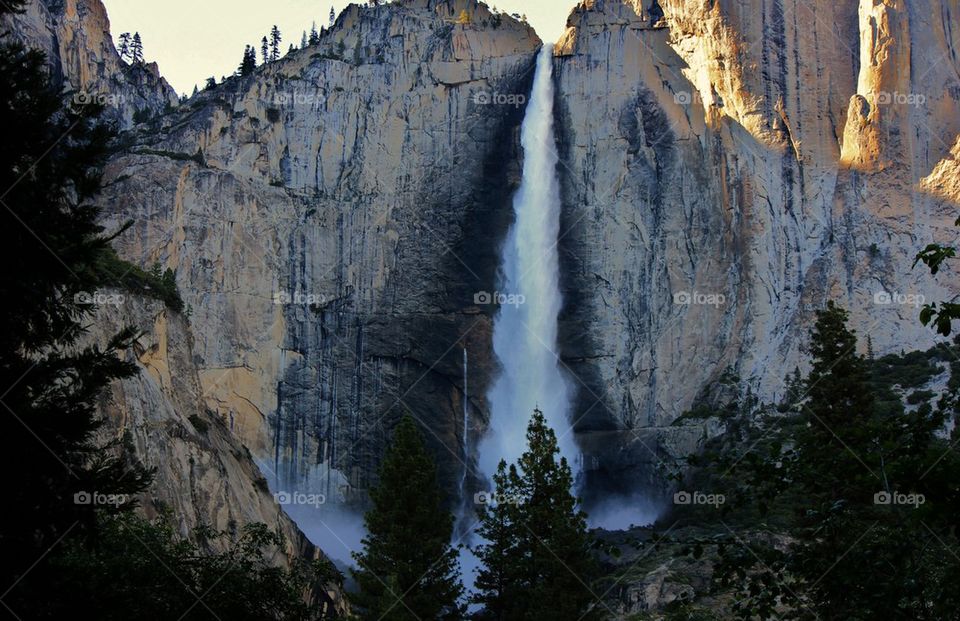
left=100, top=1, right=575, bottom=95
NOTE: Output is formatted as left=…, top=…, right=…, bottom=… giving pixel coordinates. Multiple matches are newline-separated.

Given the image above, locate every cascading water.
left=477, top=44, right=579, bottom=481
left=460, top=347, right=470, bottom=498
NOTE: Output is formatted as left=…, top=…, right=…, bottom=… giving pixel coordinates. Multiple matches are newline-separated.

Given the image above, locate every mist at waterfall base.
left=255, top=458, right=366, bottom=570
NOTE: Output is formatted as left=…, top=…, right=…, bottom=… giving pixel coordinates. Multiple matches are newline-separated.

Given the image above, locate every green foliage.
left=350, top=416, right=464, bottom=620
left=472, top=409, right=601, bottom=620
left=188, top=413, right=210, bottom=434
left=871, top=348, right=941, bottom=390
left=132, top=107, right=152, bottom=124
left=0, top=32, right=153, bottom=601
left=239, top=44, right=257, bottom=76
left=94, top=249, right=185, bottom=311
left=47, top=514, right=341, bottom=620
left=915, top=243, right=956, bottom=275
left=907, top=390, right=935, bottom=405
left=692, top=303, right=960, bottom=620
left=919, top=301, right=960, bottom=336
left=914, top=237, right=960, bottom=335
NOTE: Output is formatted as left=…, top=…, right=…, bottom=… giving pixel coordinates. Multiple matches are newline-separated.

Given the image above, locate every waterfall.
left=477, top=44, right=578, bottom=481
left=460, top=347, right=469, bottom=497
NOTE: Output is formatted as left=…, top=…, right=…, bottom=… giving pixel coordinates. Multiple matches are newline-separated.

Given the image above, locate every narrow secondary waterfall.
left=478, top=44, right=578, bottom=480
left=460, top=347, right=469, bottom=498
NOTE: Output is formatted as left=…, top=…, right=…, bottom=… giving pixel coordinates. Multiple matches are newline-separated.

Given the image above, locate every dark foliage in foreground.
left=675, top=304, right=960, bottom=620
left=0, top=11, right=337, bottom=618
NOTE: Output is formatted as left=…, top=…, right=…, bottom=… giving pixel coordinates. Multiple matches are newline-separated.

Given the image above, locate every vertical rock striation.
left=94, top=0, right=542, bottom=503
left=10, top=0, right=960, bottom=520
left=553, top=0, right=960, bottom=498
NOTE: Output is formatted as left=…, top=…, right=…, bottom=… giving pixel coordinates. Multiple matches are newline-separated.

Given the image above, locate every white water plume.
left=478, top=44, right=579, bottom=480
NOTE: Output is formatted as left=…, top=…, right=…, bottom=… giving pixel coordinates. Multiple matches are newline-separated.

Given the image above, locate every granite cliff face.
left=552, top=0, right=960, bottom=498
left=10, top=0, right=960, bottom=527
left=94, top=0, right=541, bottom=502
left=4, top=0, right=178, bottom=127
left=87, top=296, right=313, bottom=552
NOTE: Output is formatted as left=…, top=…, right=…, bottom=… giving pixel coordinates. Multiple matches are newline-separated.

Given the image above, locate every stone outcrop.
left=10, top=0, right=960, bottom=531
left=93, top=0, right=541, bottom=502
left=86, top=294, right=344, bottom=611
left=3, top=0, right=179, bottom=127
left=87, top=295, right=309, bottom=549
left=553, top=0, right=960, bottom=498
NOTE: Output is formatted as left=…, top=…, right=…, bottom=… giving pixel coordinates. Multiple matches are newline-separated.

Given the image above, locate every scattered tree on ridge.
left=117, top=32, right=131, bottom=61
left=130, top=31, right=143, bottom=63
left=269, top=25, right=282, bottom=61
left=238, top=44, right=257, bottom=76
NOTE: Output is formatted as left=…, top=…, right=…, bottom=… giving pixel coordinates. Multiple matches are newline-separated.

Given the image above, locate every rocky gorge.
left=7, top=0, right=960, bottom=607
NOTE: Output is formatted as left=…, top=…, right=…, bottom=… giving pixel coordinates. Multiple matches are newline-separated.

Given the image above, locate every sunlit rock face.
left=86, top=296, right=311, bottom=551
left=553, top=0, right=960, bottom=499
left=9, top=0, right=960, bottom=516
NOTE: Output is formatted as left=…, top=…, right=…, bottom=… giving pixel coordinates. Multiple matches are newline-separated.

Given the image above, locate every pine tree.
left=777, top=366, right=804, bottom=413
left=866, top=334, right=876, bottom=359
left=261, top=36, right=269, bottom=65
left=309, top=22, right=320, bottom=45
left=238, top=45, right=256, bottom=76
left=472, top=409, right=599, bottom=620
left=117, top=32, right=131, bottom=61
left=329, top=5, right=336, bottom=28
left=130, top=32, right=143, bottom=63
left=797, top=301, right=877, bottom=500
left=472, top=461, right=523, bottom=620
left=269, top=25, right=282, bottom=61
left=708, top=302, right=960, bottom=619
left=205, top=76, right=217, bottom=90
left=301, top=30, right=308, bottom=48
left=350, top=417, right=464, bottom=620
left=0, top=15, right=152, bottom=603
